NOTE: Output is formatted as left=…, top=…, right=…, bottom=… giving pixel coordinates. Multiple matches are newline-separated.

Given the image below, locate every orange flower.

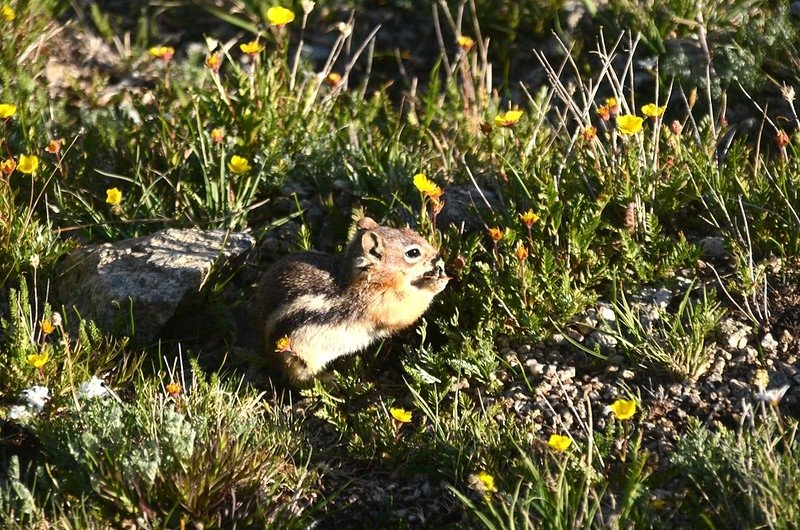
left=605, top=97, right=619, bottom=114
left=205, top=52, right=221, bottom=72
left=166, top=382, right=181, bottom=396
left=515, top=244, right=529, bottom=261
left=45, top=138, right=63, bottom=155
left=211, top=127, right=224, bottom=144
left=488, top=227, right=504, bottom=242
left=582, top=126, right=597, bottom=142
left=776, top=130, right=790, bottom=148
left=596, top=105, right=610, bottom=121
left=0, top=158, right=15, bottom=175
left=325, top=72, right=343, bottom=87
left=41, top=319, right=55, bottom=335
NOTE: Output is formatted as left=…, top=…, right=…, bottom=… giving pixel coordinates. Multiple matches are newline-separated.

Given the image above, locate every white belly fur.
left=292, top=321, right=386, bottom=373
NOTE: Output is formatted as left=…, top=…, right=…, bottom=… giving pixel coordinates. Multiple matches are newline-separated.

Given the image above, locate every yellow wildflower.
left=1, top=4, right=14, bottom=22
left=105, top=187, right=122, bottom=206
left=515, top=244, right=529, bottom=261
left=228, top=155, right=252, bottom=174
left=488, top=227, right=504, bottom=242
left=41, top=319, right=55, bottom=335
left=457, top=35, right=475, bottom=51
left=267, top=6, right=295, bottom=26
left=494, top=109, right=523, bottom=128
left=616, top=114, right=644, bottom=135
left=211, top=127, right=224, bottom=144
left=476, top=471, right=497, bottom=493
left=205, top=52, right=221, bottom=72
left=548, top=434, right=572, bottom=452
left=0, top=103, right=16, bottom=118
left=609, top=398, right=637, bottom=420
left=641, top=103, right=666, bottom=118
left=596, top=105, right=610, bottom=121
left=275, top=335, right=292, bottom=352
left=165, top=382, right=181, bottom=396
left=412, top=172, right=443, bottom=199
left=389, top=407, right=412, bottom=423
left=17, top=154, right=38, bottom=174
left=148, top=46, right=175, bottom=61
left=27, top=350, right=50, bottom=369
left=240, top=40, right=264, bottom=56
left=582, top=126, right=597, bottom=142
left=605, top=97, right=619, bottom=114
left=519, top=209, right=539, bottom=227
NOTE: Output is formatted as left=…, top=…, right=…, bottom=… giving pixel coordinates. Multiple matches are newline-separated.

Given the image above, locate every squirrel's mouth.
left=413, top=259, right=450, bottom=290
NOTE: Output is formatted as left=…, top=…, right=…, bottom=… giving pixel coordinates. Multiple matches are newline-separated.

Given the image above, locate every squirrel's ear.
left=360, top=230, right=383, bottom=264
left=357, top=217, right=380, bottom=230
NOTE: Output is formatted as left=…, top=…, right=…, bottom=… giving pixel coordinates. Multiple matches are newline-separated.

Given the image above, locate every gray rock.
left=699, top=236, right=725, bottom=258
left=597, top=302, right=616, bottom=322
left=58, top=228, right=254, bottom=345
left=760, top=332, right=779, bottom=353
left=586, top=330, right=619, bottom=350
left=436, top=184, right=504, bottom=233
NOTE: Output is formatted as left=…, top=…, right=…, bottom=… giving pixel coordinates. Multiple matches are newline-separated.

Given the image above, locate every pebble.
left=597, top=303, right=616, bottom=322
left=761, top=332, right=779, bottom=353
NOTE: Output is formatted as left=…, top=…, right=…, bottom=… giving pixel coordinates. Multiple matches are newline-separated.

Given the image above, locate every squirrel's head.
left=348, top=217, right=449, bottom=295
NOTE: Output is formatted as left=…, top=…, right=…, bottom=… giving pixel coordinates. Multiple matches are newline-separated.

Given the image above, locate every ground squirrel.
left=255, top=217, right=449, bottom=383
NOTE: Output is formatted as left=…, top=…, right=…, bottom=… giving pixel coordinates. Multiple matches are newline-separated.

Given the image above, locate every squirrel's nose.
left=434, top=258, right=446, bottom=278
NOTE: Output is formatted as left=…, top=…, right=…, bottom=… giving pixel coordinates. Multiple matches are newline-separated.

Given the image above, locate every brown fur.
left=255, top=218, right=448, bottom=384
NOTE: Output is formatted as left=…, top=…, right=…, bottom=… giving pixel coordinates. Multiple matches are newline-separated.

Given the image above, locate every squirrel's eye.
left=404, top=247, right=422, bottom=260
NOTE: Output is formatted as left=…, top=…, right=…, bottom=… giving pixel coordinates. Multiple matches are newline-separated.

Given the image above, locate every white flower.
left=301, top=0, right=315, bottom=14
left=8, top=405, right=32, bottom=421
left=77, top=376, right=109, bottom=400
left=20, top=386, right=49, bottom=412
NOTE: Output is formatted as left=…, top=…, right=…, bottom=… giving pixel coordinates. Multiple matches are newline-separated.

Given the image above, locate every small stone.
left=525, top=359, right=544, bottom=377
left=699, top=236, right=725, bottom=258
left=761, top=333, right=779, bottom=353
left=597, top=303, right=616, bottom=322
left=566, top=327, right=584, bottom=343
left=560, top=367, right=576, bottom=380
left=621, top=369, right=636, bottom=380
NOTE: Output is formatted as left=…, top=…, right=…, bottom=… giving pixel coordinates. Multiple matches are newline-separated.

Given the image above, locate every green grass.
left=2, top=0, right=800, bottom=527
